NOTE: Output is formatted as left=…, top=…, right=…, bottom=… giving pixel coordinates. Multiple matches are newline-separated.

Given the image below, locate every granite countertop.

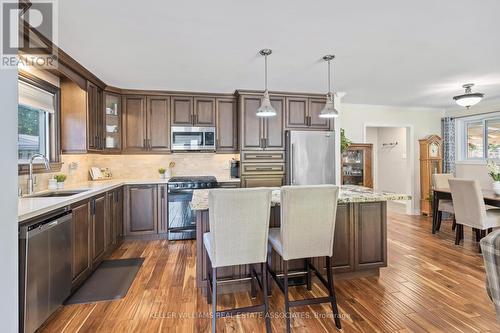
left=190, top=185, right=412, bottom=211
left=18, top=178, right=171, bottom=223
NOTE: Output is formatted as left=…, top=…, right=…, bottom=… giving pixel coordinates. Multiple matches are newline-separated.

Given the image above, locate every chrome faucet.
left=28, top=154, right=51, bottom=195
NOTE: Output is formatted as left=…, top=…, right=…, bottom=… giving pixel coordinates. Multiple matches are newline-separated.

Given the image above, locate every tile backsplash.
left=19, top=153, right=238, bottom=193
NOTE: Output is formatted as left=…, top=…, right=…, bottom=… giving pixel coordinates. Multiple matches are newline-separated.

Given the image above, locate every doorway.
left=364, top=125, right=414, bottom=214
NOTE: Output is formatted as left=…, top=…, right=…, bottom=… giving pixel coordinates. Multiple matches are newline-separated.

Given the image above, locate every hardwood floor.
left=39, top=212, right=499, bottom=332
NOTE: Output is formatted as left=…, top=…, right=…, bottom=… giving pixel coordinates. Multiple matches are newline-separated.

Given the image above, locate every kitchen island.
left=191, top=185, right=411, bottom=293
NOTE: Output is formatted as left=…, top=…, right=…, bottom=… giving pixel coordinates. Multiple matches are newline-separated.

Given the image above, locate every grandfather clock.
left=419, top=135, right=442, bottom=216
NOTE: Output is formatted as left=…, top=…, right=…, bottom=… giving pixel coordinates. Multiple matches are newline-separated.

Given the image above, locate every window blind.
left=18, top=81, right=55, bottom=113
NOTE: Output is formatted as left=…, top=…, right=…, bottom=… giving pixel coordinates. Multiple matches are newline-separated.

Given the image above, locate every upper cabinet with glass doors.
left=103, top=92, right=121, bottom=151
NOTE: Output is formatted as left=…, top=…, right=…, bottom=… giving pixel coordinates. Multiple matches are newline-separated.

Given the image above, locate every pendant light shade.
left=319, top=55, right=339, bottom=118
left=257, top=49, right=276, bottom=117
left=453, top=83, right=484, bottom=109
left=319, top=92, right=338, bottom=118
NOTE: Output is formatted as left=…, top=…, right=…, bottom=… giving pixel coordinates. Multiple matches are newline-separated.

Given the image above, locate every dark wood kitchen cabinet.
left=123, top=95, right=170, bottom=152
left=114, top=188, right=124, bottom=239
left=216, top=97, right=238, bottom=152
left=239, top=94, right=285, bottom=151
left=122, top=95, right=147, bottom=152
left=194, top=97, right=216, bottom=126
left=171, top=96, right=216, bottom=127
left=103, top=92, right=122, bottom=152
left=124, top=185, right=158, bottom=235
left=92, top=194, right=107, bottom=266
left=240, top=175, right=285, bottom=188
left=71, top=201, right=91, bottom=287
left=87, top=81, right=104, bottom=151
left=105, top=188, right=123, bottom=250
left=147, top=96, right=170, bottom=152
left=285, top=96, right=330, bottom=130
left=171, top=96, right=193, bottom=126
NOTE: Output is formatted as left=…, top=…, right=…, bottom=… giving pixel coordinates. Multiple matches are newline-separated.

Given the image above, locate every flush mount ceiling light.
left=319, top=55, right=339, bottom=118
left=453, top=83, right=484, bottom=109
left=256, top=49, right=276, bottom=117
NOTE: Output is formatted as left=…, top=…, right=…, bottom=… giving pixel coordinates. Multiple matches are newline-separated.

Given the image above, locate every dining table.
left=432, top=187, right=500, bottom=233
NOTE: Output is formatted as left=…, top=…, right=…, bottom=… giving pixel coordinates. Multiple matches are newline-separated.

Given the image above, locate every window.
left=17, top=74, right=60, bottom=169
left=459, top=113, right=500, bottom=161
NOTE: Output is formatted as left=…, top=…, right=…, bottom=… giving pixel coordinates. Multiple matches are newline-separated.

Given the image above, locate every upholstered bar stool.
left=449, top=179, right=500, bottom=251
left=203, top=188, right=272, bottom=333
left=431, top=173, right=456, bottom=231
left=267, top=185, right=341, bottom=332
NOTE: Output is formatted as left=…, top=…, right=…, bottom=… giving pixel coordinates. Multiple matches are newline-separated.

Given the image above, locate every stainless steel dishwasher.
left=19, top=209, right=72, bottom=333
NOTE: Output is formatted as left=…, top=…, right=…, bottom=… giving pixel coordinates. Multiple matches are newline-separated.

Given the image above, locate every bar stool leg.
left=283, top=260, right=291, bottom=333
left=305, top=258, right=312, bottom=291
left=452, top=216, right=456, bottom=231
left=250, top=264, right=257, bottom=299
left=326, top=256, right=342, bottom=329
left=212, top=267, right=217, bottom=333
left=262, top=262, right=272, bottom=333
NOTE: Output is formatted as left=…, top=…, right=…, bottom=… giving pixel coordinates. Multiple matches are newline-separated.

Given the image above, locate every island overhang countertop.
left=190, top=185, right=411, bottom=210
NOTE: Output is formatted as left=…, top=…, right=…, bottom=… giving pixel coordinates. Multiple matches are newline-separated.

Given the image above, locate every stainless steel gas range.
left=167, top=176, right=219, bottom=240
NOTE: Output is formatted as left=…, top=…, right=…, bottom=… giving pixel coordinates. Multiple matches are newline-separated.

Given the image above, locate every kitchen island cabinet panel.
left=195, top=199, right=389, bottom=294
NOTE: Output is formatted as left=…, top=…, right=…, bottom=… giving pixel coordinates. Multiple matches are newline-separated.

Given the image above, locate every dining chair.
left=204, top=188, right=272, bottom=333
left=431, top=173, right=456, bottom=231
left=267, top=185, right=341, bottom=332
left=448, top=179, right=500, bottom=251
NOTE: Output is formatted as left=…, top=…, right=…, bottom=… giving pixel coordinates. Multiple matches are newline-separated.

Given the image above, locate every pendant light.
left=256, top=49, right=276, bottom=117
left=319, top=55, right=339, bottom=118
left=453, top=83, right=484, bottom=109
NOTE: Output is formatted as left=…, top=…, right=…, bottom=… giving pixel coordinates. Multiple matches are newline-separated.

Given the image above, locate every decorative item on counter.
left=48, top=178, right=57, bottom=190
left=340, top=128, right=351, bottom=154
left=158, top=168, right=166, bottom=179
left=167, top=161, right=175, bottom=178
left=54, top=174, right=67, bottom=189
left=487, top=160, right=500, bottom=195
left=89, top=167, right=113, bottom=180
left=230, top=158, right=240, bottom=179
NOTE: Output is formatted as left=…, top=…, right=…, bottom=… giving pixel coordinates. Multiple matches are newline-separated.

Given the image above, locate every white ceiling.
left=56, top=0, right=500, bottom=108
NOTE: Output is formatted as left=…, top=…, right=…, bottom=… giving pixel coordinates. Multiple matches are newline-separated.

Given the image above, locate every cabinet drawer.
left=241, top=163, right=285, bottom=175
left=241, top=151, right=285, bottom=163
left=241, top=175, right=285, bottom=188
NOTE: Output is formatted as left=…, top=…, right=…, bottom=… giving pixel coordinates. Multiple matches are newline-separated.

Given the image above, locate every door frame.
left=362, top=123, right=415, bottom=215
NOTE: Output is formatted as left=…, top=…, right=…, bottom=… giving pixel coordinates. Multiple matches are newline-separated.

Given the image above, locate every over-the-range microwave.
left=171, top=126, right=216, bottom=151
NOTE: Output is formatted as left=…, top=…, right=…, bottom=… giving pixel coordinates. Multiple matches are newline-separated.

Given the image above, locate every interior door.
left=147, top=96, right=170, bottom=151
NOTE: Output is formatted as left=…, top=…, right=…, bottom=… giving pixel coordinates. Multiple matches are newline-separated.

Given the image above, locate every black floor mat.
left=64, top=258, right=144, bottom=305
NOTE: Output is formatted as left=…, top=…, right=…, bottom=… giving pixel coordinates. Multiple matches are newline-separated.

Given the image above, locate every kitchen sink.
left=26, top=189, right=90, bottom=198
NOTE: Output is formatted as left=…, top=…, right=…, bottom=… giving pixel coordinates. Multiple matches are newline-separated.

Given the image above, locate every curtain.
left=442, top=117, right=455, bottom=174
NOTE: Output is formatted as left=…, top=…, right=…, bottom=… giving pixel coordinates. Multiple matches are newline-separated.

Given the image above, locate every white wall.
left=0, top=67, right=19, bottom=330
left=339, top=103, right=444, bottom=213
left=369, top=127, right=408, bottom=194
left=445, top=102, right=500, bottom=190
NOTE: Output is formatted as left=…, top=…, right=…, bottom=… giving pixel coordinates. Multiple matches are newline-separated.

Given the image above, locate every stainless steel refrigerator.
left=286, top=130, right=336, bottom=185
